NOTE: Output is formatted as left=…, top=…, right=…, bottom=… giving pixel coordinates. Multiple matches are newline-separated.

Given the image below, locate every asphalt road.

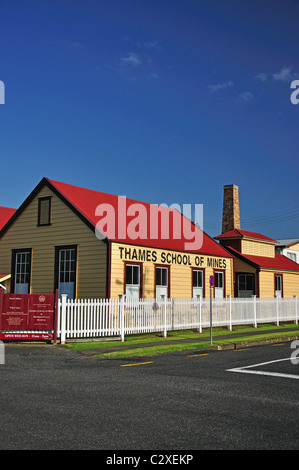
left=0, top=341, right=298, bottom=452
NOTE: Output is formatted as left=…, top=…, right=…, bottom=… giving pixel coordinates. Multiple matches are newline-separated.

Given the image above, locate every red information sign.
left=1, top=294, right=29, bottom=330
left=28, top=294, right=55, bottom=330
left=0, top=293, right=54, bottom=331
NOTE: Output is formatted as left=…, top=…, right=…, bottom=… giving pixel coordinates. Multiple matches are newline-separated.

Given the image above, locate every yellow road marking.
left=186, top=353, right=209, bottom=358
left=236, top=348, right=251, bottom=351
left=121, top=361, right=153, bottom=367
left=271, top=343, right=284, bottom=347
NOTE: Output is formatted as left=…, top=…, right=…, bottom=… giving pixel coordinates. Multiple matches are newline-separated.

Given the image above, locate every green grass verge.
left=64, top=323, right=299, bottom=358
left=94, top=329, right=299, bottom=359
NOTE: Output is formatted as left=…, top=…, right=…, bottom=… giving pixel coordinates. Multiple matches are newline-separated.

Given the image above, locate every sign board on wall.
left=118, top=246, right=228, bottom=269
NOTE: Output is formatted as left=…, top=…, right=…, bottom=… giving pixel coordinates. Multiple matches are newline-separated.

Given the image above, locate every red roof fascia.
left=245, top=253, right=299, bottom=271
left=0, top=206, right=16, bottom=230
left=47, top=178, right=231, bottom=257
left=227, top=246, right=299, bottom=271
left=215, top=229, right=276, bottom=243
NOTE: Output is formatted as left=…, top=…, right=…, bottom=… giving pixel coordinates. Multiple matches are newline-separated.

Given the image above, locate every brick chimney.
left=222, top=184, right=241, bottom=233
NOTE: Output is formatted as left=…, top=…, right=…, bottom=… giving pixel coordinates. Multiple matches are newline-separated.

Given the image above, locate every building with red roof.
left=0, top=177, right=233, bottom=299
left=214, top=185, right=299, bottom=298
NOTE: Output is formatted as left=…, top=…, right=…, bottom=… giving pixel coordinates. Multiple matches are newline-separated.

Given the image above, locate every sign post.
left=209, top=275, right=215, bottom=345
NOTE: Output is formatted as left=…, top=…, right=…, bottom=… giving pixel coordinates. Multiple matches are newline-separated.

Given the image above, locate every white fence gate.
left=56, top=295, right=299, bottom=343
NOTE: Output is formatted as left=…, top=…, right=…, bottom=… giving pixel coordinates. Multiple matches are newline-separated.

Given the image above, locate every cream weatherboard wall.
left=288, top=242, right=299, bottom=251
left=109, top=242, right=233, bottom=299
left=241, top=239, right=275, bottom=258
left=0, top=185, right=107, bottom=298
left=282, top=271, right=299, bottom=297
left=258, top=270, right=299, bottom=298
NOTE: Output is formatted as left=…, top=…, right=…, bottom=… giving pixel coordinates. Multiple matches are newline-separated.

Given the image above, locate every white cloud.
left=255, top=72, right=268, bottom=82
left=144, top=40, right=160, bottom=50
left=120, top=53, right=142, bottom=67
left=237, top=91, right=254, bottom=103
left=272, top=66, right=293, bottom=82
left=208, top=80, right=234, bottom=93
left=148, top=72, right=159, bottom=79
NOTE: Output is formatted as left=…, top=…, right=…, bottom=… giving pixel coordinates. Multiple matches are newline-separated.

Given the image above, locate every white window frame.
left=155, top=266, right=169, bottom=300
left=214, top=271, right=224, bottom=299
left=57, top=247, right=77, bottom=299
left=14, top=250, right=31, bottom=294
left=275, top=274, right=282, bottom=298
left=192, top=269, right=204, bottom=298
left=125, top=264, right=141, bottom=299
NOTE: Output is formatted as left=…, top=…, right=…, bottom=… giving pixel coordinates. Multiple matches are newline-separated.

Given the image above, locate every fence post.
left=275, top=295, right=279, bottom=326
left=60, top=294, right=68, bottom=344
left=294, top=296, right=298, bottom=325
left=161, top=295, right=167, bottom=338
left=119, top=294, right=125, bottom=342
left=53, top=289, right=59, bottom=344
left=252, top=295, right=257, bottom=328
left=227, top=295, right=232, bottom=331
left=197, top=295, right=202, bottom=333
left=172, top=299, right=175, bottom=331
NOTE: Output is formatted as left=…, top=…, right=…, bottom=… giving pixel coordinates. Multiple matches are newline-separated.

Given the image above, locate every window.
left=125, top=264, right=141, bottom=299
left=287, top=252, right=296, bottom=262
left=55, top=246, right=77, bottom=299
left=192, top=269, right=204, bottom=298
left=155, top=266, right=169, bottom=299
left=237, top=273, right=254, bottom=298
left=12, top=249, right=32, bottom=293
left=275, top=274, right=283, bottom=298
left=38, top=197, right=51, bottom=226
left=214, top=271, right=225, bottom=299
left=215, top=271, right=223, bottom=288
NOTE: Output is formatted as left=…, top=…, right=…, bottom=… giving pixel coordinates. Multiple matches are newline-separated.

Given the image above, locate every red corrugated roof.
left=47, top=178, right=231, bottom=257
left=215, top=229, right=276, bottom=242
left=227, top=246, right=299, bottom=271
left=0, top=206, right=16, bottom=230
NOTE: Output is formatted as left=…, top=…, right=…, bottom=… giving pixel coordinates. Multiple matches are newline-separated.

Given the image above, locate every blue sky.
left=0, top=0, right=298, bottom=239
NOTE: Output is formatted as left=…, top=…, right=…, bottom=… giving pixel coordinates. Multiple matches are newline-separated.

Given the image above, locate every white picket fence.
left=56, top=295, right=299, bottom=343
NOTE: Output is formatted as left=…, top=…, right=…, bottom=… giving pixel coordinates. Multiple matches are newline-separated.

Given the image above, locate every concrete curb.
left=208, top=335, right=299, bottom=351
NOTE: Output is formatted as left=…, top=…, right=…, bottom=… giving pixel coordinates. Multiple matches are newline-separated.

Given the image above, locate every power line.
left=204, top=206, right=299, bottom=230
